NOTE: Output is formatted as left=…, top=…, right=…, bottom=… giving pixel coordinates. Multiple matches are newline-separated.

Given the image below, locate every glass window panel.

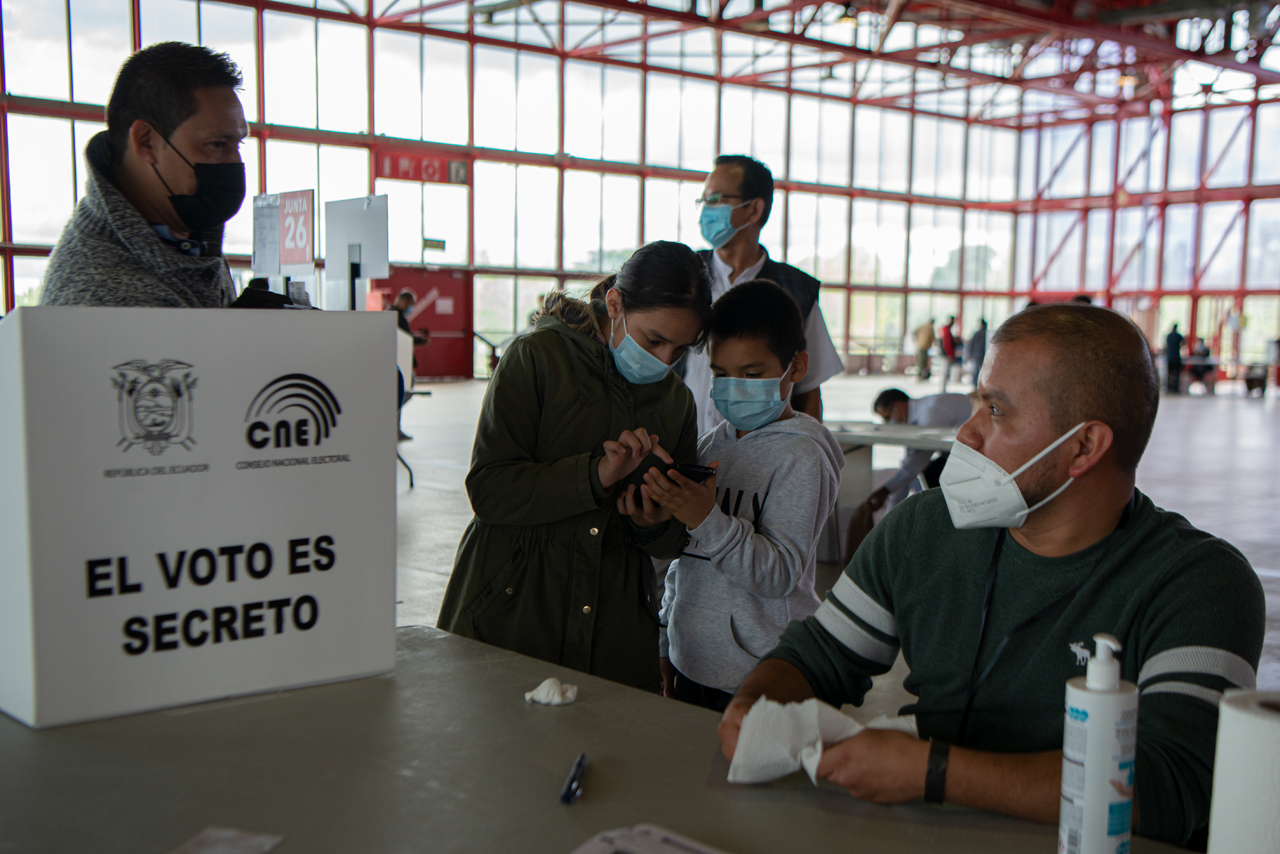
left=68, top=0, right=130, bottom=107
left=1040, top=124, right=1087, bottom=199
left=1246, top=199, right=1280, bottom=287
left=1084, top=209, right=1111, bottom=293
left=1162, top=204, right=1197, bottom=289
left=264, top=140, right=318, bottom=252
left=850, top=199, right=876, bottom=284
left=222, top=140, right=259, bottom=256
left=602, top=68, right=641, bottom=163
left=819, top=288, right=846, bottom=357
left=317, top=21, right=368, bottom=133
left=1198, top=201, right=1243, bottom=289
left=680, top=79, right=716, bottom=170
left=1255, top=104, right=1280, bottom=184
left=853, top=106, right=881, bottom=190
left=879, top=109, right=910, bottom=194
left=422, top=37, right=468, bottom=145
left=14, top=256, right=50, bottom=307
left=516, top=277, right=554, bottom=329
left=786, top=192, right=818, bottom=276
left=264, top=12, right=317, bottom=129
left=474, top=161, right=515, bottom=267
left=963, top=210, right=1013, bottom=291
left=200, top=1, right=258, bottom=122
left=790, top=96, right=820, bottom=185
left=643, top=178, right=680, bottom=244
left=474, top=275, right=515, bottom=334
left=758, top=189, right=783, bottom=260
left=1167, top=112, right=1202, bottom=191
left=72, top=119, right=106, bottom=203
left=646, top=73, right=680, bottom=167
left=1112, top=207, right=1160, bottom=292
left=318, top=0, right=368, bottom=13
left=935, top=118, right=964, bottom=199
left=515, top=165, right=557, bottom=269
left=8, top=115, right=75, bottom=244
left=4, top=0, right=69, bottom=100
left=966, top=126, right=1016, bottom=202
left=879, top=201, right=908, bottom=286
left=752, top=91, right=787, bottom=179
left=563, top=170, right=602, bottom=271
left=1204, top=106, right=1250, bottom=189
left=601, top=174, right=639, bottom=267
left=1090, top=121, right=1115, bottom=196
left=818, top=100, right=851, bottom=187
left=1240, top=295, right=1279, bottom=362
left=720, top=85, right=753, bottom=155
left=1035, top=211, right=1082, bottom=291
left=375, top=30, right=422, bottom=141
left=1014, top=213, right=1032, bottom=291
left=516, top=52, right=558, bottom=154
left=907, top=205, right=962, bottom=287
left=1018, top=129, right=1037, bottom=201
left=815, top=196, right=848, bottom=282
left=140, top=0, right=195, bottom=47
left=376, top=178, right=424, bottom=264
left=317, top=144, right=369, bottom=254
left=475, top=47, right=516, bottom=150
left=564, top=62, right=603, bottom=160
left=423, top=182, right=469, bottom=267
left=912, top=115, right=938, bottom=197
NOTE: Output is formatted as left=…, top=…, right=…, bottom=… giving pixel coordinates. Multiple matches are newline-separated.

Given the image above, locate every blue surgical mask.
left=699, top=202, right=748, bottom=250
left=712, top=376, right=789, bottom=432
left=609, top=310, right=671, bottom=385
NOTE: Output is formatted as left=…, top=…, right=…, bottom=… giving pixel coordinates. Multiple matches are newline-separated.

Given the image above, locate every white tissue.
left=727, top=696, right=918, bottom=785
left=524, top=677, right=578, bottom=705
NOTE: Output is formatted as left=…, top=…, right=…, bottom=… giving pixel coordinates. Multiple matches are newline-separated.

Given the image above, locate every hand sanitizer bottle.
left=1058, top=633, right=1139, bottom=854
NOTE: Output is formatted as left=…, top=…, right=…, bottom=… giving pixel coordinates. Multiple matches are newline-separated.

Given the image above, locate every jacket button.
left=582, top=606, right=592, bottom=615
left=589, top=527, right=599, bottom=536
left=505, top=588, right=514, bottom=595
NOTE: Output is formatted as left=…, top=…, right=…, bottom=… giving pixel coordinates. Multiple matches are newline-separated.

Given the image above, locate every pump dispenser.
left=1058, top=634, right=1139, bottom=854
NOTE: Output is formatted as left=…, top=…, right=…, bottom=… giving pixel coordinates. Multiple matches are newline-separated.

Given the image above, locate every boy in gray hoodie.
left=621, top=280, right=843, bottom=711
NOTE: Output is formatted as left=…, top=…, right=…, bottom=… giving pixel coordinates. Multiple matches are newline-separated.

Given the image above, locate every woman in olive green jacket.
left=438, top=242, right=713, bottom=691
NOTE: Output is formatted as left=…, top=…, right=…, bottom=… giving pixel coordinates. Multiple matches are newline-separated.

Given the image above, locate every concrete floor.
left=394, top=372, right=1280, bottom=698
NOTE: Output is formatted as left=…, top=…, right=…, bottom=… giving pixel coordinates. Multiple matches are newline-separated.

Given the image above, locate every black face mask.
left=151, top=133, right=246, bottom=232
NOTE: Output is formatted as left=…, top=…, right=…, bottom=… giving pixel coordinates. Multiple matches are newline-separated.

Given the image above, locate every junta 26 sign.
left=278, top=190, right=313, bottom=265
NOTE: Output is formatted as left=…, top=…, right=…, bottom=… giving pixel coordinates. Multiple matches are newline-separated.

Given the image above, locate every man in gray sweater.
left=39, top=42, right=248, bottom=308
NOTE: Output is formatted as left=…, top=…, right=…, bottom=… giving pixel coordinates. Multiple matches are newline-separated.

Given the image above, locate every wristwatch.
left=925, top=739, right=950, bottom=804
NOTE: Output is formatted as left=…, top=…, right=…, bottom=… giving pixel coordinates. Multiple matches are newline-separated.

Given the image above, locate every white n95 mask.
left=938, top=423, right=1085, bottom=529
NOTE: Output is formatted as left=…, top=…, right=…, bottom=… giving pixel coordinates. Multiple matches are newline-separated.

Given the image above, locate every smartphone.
left=667, top=463, right=715, bottom=483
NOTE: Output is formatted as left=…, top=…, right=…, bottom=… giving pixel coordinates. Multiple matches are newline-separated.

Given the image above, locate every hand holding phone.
left=666, top=463, right=715, bottom=483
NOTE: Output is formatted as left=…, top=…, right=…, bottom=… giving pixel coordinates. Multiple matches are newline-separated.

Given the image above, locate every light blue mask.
left=610, top=312, right=671, bottom=385
left=699, top=202, right=748, bottom=250
left=712, top=376, right=789, bottom=432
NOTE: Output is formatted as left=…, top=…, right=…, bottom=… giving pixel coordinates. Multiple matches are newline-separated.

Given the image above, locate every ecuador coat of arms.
left=111, top=360, right=197, bottom=455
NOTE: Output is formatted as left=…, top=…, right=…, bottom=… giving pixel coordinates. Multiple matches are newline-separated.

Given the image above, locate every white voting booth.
left=0, top=307, right=398, bottom=728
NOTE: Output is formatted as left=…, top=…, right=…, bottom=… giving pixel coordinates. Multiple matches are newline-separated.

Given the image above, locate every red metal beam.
left=374, top=0, right=470, bottom=26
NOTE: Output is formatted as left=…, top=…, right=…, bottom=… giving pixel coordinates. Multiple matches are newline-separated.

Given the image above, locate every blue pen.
left=560, top=752, right=587, bottom=804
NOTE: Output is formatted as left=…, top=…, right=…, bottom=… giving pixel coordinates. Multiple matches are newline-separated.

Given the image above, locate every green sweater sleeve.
left=465, top=338, right=607, bottom=526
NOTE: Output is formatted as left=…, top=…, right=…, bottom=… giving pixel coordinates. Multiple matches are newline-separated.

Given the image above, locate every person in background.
left=939, top=316, right=961, bottom=392
left=391, top=290, right=430, bottom=442
left=685, top=155, right=845, bottom=434
left=40, top=42, right=247, bottom=307
left=1188, top=337, right=1214, bottom=393
left=718, top=304, right=1264, bottom=848
left=437, top=241, right=713, bottom=692
left=866, top=388, right=972, bottom=512
left=1164, top=323, right=1185, bottom=394
left=633, top=281, right=842, bottom=712
left=913, top=319, right=936, bottom=381
left=966, top=319, right=988, bottom=390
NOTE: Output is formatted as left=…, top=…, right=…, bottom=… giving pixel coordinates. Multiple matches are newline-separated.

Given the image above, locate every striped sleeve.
left=1137, top=645, right=1257, bottom=708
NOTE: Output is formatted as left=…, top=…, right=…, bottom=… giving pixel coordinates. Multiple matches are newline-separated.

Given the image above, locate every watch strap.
left=925, top=739, right=950, bottom=804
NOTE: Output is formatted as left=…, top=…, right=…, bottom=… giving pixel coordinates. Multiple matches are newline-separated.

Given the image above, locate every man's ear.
left=789, top=350, right=809, bottom=386
left=128, top=120, right=161, bottom=165
left=746, top=197, right=766, bottom=227
left=1067, top=421, right=1114, bottom=479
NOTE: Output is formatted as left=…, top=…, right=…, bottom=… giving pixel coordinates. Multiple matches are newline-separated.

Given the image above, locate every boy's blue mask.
left=711, top=375, right=790, bottom=432
left=699, top=201, right=748, bottom=250
left=609, top=310, right=671, bottom=385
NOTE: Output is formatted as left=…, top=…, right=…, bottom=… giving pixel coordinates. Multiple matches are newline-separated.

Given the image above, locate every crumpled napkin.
left=727, top=696, right=918, bottom=785
left=524, top=677, right=578, bottom=706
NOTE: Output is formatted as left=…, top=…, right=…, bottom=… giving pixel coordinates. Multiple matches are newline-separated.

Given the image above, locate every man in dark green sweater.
left=717, top=304, right=1265, bottom=848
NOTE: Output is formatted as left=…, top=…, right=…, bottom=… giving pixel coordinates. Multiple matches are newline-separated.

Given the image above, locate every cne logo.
left=245, top=374, right=341, bottom=450
left=112, top=360, right=197, bottom=456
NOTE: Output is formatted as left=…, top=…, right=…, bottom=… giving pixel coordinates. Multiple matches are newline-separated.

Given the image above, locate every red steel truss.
left=2, top=0, right=1278, bottom=366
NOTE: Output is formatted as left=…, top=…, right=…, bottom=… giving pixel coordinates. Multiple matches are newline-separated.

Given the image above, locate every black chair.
left=397, top=369, right=414, bottom=489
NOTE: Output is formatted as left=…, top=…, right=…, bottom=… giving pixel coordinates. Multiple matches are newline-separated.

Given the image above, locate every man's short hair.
left=709, top=279, right=805, bottom=365
left=992, top=304, right=1158, bottom=473
left=715, top=154, right=774, bottom=226
left=106, top=42, right=242, bottom=165
left=873, top=388, right=909, bottom=414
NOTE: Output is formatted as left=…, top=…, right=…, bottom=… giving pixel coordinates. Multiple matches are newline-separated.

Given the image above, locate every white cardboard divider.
left=0, top=307, right=398, bottom=728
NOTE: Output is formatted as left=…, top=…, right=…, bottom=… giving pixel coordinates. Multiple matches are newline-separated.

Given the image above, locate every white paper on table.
left=727, top=696, right=917, bottom=785
left=524, top=677, right=578, bottom=705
